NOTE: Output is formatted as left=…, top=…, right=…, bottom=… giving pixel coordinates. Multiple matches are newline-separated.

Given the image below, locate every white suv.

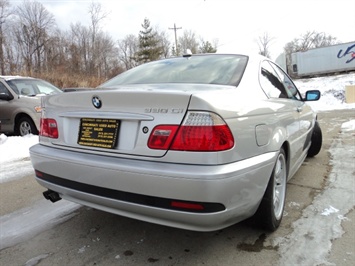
left=0, top=76, right=62, bottom=136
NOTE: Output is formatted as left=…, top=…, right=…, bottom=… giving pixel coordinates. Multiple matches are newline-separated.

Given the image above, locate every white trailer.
left=290, top=41, right=355, bottom=77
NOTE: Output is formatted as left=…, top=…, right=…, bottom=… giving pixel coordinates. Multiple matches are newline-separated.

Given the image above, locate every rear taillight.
left=40, top=118, right=58, bottom=138
left=148, top=125, right=179, bottom=149
left=147, top=112, right=234, bottom=151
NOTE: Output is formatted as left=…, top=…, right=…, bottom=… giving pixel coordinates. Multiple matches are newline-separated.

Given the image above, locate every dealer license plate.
left=78, top=118, right=119, bottom=149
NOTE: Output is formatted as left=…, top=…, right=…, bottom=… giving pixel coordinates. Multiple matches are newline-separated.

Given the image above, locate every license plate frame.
left=78, top=118, right=119, bottom=149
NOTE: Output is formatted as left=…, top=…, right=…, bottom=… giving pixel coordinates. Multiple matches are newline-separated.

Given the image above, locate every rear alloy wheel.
left=307, top=121, right=322, bottom=157
left=254, top=147, right=287, bottom=231
left=16, top=117, right=38, bottom=136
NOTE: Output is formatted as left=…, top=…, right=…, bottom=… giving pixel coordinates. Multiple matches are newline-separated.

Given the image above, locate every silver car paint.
left=30, top=144, right=278, bottom=231
left=29, top=54, right=318, bottom=231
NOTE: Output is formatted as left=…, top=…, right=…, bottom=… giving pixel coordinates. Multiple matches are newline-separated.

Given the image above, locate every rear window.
left=100, top=54, right=248, bottom=87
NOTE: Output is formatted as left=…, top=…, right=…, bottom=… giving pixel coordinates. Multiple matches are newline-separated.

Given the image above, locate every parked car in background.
left=0, top=76, right=62, bottom=136
left=30, top=53, right=322, bottom=232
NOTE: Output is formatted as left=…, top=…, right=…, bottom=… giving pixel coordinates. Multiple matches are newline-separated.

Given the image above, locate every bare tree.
left=0, top=0, right=11, bottom=74
left=70, top=22, right=91, bottom=74
left=155, top=26, right=171, bottom=58
left=310, top=31, right=338, bottom=48
left=257, top=32, right=274, bottom=58
left=178, top=30, right=199, bottom=55
left=284, top=31, right=338, bottom=74
left=88, top=2, right=109, bottom=75
left=12, top=0, right=55, bottom=74
left=298, top=31, right=316, bottom=51
left=285, top=31, right=338, bottom=53
left=44, top=28, right=68, bottom=73
left=1, top=1, right=229, bottom=84
left=117, top=34, right=139, bottom=70
left=95, top=31, right=118, bottom=78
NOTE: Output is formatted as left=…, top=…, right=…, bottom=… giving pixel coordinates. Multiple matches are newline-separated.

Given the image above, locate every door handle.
left=297, top=106, right=303, bottom=112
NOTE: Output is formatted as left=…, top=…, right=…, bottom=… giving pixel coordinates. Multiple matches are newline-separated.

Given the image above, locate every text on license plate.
left=78, top=118, right=119, bottom=149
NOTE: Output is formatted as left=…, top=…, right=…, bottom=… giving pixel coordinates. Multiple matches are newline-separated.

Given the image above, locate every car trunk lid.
left=42, top=87, right=191, bottom=157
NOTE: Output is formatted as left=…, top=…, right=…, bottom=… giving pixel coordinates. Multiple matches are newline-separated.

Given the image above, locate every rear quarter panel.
left=169, top=88, right=294, bottom=165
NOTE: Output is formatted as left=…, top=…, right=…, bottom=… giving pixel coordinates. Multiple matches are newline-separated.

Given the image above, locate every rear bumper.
left=30, top=144, right=277, bottom=231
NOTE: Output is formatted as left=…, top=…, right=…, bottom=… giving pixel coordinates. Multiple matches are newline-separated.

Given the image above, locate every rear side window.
left=260, top=61, right=301, bottom=100
left=100, top=55, right=248, bottom=87
left=260, top=61, right=288, bottom=98
left=269, top=62, right=301, bottom=100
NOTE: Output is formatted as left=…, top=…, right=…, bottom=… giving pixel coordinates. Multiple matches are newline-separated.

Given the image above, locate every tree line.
left=0, top=0, right=217, bottom=87
left=0, top=0, right=339, bottom=87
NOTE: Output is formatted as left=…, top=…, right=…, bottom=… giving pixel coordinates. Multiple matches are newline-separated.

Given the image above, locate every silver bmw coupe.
left=30, top=53, right=322, bottom=232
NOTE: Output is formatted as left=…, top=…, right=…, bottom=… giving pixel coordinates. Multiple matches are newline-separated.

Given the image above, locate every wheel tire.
left=307, top=121, right=322, bottom=157
left=254, top=148, right=287, bottom=231
left=15, top=117, right=38, bottom=136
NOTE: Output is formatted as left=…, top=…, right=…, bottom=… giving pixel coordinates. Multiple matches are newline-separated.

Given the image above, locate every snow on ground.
left=0, top=199, right=80, bottom=250
left=0, top=73, right=354, bottom=255
left=294, top=73, right=355, bottom=111
left=341, top=120, right=355, bottom=131
left=0, top=134, right=38, bottom=183
left=276, top=123, right=355, bottom=265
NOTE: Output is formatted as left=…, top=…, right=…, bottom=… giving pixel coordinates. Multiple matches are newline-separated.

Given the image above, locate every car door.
left=259, top=61, right=302, bottom=171
left=269, top=62, right=314, bottom=154
left=0, top=81, right=15, bottom=133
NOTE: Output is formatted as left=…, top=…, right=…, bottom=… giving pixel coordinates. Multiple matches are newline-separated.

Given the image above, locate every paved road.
left=0, top=109, right=354, bottom=266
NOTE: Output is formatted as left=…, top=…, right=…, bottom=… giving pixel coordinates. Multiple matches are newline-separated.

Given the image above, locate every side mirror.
left=304, top=90, right=321, bottom=101
left=0, top=92, right=14, bottom=101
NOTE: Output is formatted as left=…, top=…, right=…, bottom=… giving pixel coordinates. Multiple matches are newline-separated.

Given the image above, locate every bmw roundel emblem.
left=92, top=96, right=102, bottom=109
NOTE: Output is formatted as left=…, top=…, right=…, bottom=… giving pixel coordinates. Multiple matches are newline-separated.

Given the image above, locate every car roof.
left=0, top=75, right=36, bottom=81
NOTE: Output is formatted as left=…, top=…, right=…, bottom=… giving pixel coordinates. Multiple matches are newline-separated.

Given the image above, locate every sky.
left=11, top=0, right=354, bottom=60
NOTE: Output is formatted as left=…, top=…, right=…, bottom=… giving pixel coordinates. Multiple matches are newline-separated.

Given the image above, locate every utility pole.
left=169, top=23, right=182, bottom=55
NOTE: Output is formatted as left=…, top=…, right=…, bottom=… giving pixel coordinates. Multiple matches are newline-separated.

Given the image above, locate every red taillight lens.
left=171, top=124, right=234, bottom=151
left=148, top=125, right=179, bottom=149
left=40, top=118, right=58, bottom=139
left=147, top=112, right=234, bottom=151
left=173, top=112, right=234, bottom=151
